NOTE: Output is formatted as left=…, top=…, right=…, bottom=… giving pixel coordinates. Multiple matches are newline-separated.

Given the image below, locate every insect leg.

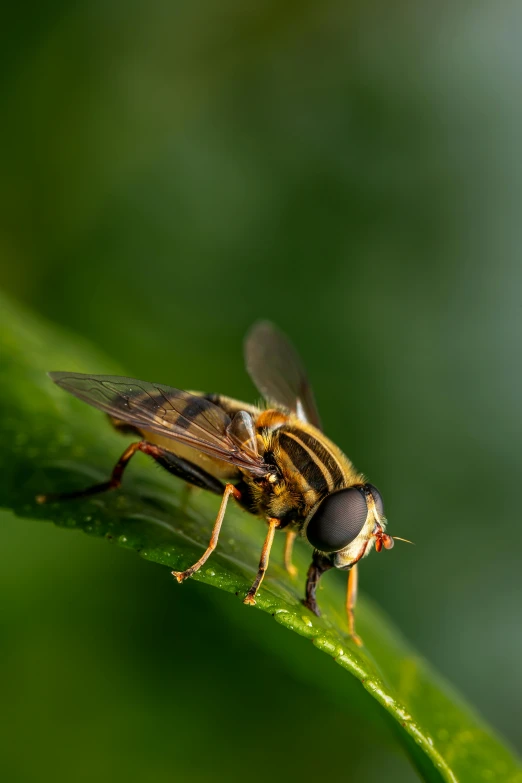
left=302, top=551, right=333, bottom=617
left=36, top=441, right=145, bottom=503
left=37, top=441, right=225, bottom=504
left=283, top=529, right=298, bottom=578
left=243, top=517, right=281, bottom=606
left=346, top=564, right=363, bottom=646
left=172, top=483, right=241, bottom=583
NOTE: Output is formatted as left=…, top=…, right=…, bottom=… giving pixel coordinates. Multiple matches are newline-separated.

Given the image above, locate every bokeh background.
left=1, top=2, right=522, bottom=781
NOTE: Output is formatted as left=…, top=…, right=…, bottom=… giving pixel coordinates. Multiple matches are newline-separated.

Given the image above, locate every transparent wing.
left=244, top=321, right=322, bottom=430
left=49, top=372, right=269, bottom=476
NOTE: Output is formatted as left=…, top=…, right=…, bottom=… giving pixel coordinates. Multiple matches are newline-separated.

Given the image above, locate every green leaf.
left=1, top=291, right=520, bottom=783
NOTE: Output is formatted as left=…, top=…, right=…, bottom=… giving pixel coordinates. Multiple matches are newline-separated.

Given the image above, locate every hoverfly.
left=38, top=321, right=406, bottom=644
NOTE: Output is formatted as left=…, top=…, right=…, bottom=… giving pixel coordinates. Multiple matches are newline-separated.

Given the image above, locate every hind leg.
left=37, top=441, right=146, bottom=503
left=36, top=442, right=225, bottom=504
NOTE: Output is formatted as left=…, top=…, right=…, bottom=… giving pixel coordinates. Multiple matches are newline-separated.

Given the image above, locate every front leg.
left=302, top=550, right=333, bottom=617
left=346, top=564, right=363, bottom=646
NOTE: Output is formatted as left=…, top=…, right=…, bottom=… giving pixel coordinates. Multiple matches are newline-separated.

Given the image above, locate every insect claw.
left=243, top=593, right=257, bottom=606
left=172, top=570, right=188, bottom=583
left=350, top=632, right=364, bottom=647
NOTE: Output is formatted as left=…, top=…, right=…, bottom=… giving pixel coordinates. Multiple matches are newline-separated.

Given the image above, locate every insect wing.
left=49, top=372, right=269, bottom=476
left=226, top=410, right=259, bottom=459
left=244, top=321, right=322, bottom=430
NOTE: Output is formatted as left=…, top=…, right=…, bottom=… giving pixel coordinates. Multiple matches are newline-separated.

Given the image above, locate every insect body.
left=38, top=322, right=401, bottom=645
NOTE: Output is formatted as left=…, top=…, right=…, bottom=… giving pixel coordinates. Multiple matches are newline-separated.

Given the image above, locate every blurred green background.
left=1, top=2, right=522, bottom=781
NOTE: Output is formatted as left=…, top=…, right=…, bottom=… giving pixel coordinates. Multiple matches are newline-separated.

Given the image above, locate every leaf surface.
left=1, top=292, right=520, bottom=783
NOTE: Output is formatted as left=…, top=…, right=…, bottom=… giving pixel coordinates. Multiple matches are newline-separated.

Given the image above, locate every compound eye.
left=366, top=484, right=384, bottom=518
left=306, top=488, right=369, bottom=553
